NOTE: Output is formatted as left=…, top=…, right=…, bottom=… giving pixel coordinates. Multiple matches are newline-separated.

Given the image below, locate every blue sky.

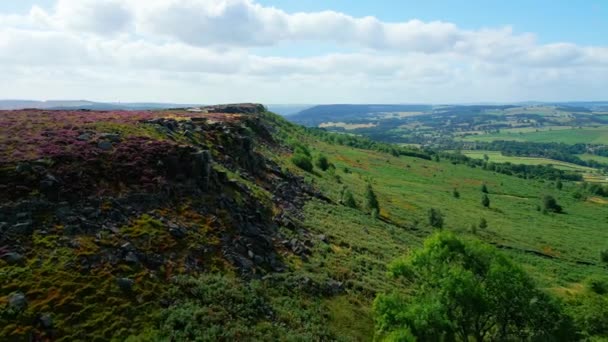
left=258, top=0, right=607, bottom=45
left=0, top=0, right=607, bottom=103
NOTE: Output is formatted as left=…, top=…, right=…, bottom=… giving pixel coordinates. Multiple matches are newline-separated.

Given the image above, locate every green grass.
left=578, top=153, right=608, bottom=164
left=461, top=126, right=608, bottom=144
left=266, top=130, right=608, bottom=339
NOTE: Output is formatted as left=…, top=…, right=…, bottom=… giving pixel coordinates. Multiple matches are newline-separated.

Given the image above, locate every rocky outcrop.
left=0, top=106, right=316, bottom=279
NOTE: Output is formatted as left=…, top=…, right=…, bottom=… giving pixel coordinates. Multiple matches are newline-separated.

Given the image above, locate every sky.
left=0, top=0, right=606, bottom=104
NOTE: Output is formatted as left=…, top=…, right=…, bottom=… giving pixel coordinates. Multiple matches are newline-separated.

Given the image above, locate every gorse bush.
left=374, top=232, right=577, bottom=341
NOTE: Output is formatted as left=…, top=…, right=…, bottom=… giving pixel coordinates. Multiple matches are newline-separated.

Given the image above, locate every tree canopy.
left=374, top=232, right=575, bottom=341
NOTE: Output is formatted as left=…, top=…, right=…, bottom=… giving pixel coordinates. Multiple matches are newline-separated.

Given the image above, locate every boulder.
left=97, top=141, right=113, bottom=151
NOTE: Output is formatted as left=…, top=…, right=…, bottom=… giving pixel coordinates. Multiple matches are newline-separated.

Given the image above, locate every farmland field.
left=461, top=150, right=597, bottom=172
left=460, top=126, right=608, bottom=144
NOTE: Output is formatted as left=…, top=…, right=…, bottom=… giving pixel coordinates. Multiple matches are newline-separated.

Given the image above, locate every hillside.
left=1, top=106, right=608, bottom=340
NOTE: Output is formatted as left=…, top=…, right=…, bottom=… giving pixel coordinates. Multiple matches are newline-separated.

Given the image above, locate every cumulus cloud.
left=0, top=0, right=606, bottom=102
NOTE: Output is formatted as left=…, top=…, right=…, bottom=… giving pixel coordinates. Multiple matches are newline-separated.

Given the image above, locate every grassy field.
left=275, top=131, right=608, bottom=339
left=461, top=150, right=597, bottom=172
left=460, top=126, right=608, bottom=144
left=578, top=153, right=608, bottom=164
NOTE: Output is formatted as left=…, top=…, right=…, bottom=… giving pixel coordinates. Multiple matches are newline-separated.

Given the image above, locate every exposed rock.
left=10, top=221, right=33, bottom=235
left=124, top=252, right=139, bottom=264
left=1, top=252, right=24, bottom=265
left=191, top=150, right=212, bottom=189
left=117, top=278, right=134, bottom=292
left=97, top=141, right=113, bottom=151
left=38, top=313, right=53, bottom=329
left=77, top=133, right=93, bottom=141
left=99, top=133, right=121, bottom=142
left=8, top=292, right=27, bottom=311
left=169, top=227, right=187, bottom=239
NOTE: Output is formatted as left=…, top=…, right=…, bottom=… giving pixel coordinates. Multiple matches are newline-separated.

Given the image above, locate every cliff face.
left=0, top=105, right=322, bottom=339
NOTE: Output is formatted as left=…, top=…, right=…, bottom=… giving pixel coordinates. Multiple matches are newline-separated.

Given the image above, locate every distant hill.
left=0, top=100, right=201, bottom=110
left=289, top=104, right=433, bottom=126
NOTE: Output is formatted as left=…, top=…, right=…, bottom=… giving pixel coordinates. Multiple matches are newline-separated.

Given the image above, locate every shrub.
left=427, top=208, right=444, bottom=229
left=586, top=276, right=608, bottom=295
left=556, top=179, right=563, bottom=190
left=601, top=248, right=608, bottom=264
left=341, top=187, right=357, bottom=208
left=481, top=183, right=488, bottom=193
left=479, top=218, right=488, bottom=229
left=292, top=153, right=313, bottom=172
left=543, top=195, right=563, bottom=213
left=481, top=194, right=490, bottom=208
left=315, top=154, right=330, bottom=171
left=452, top=188, right=460, bottom=198
left=365, top=184, right=380, bottom=215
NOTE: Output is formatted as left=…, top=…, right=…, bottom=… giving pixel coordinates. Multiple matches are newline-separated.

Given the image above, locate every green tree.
left=481, top=194, right=490, bottom=208
left=453, top=188, right=460, bottom=198
left=315, top=154, right=330, bottom=171
left=556, top=179, right=563, bottom=190
left=479, top=218, right=488, bottom=229
left=365, top=184, right=380, bottom=215
left=427, top=208, right=444, bottom=229
left=291, top=153, right=313, bottom=172
left=374, top=232, right=576, bottom=341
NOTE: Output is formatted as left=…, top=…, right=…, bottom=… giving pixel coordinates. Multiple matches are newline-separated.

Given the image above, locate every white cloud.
left=0, top=0, right=606, bottom=102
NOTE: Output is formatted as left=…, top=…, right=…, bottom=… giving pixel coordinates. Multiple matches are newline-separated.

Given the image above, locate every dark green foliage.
left=452, top=188, right=460, bottom=198
left=556, top=179, right=563, bottom=190
left=365, top=184, right=380, bottom=215
left=427, top=208, right=444, bottom=229
left=481, top=194, right=490, bottom=208
left=601, top=248, right=608, bottom=264
left=290, top=141, right=311, bottom=157
left=586, top=276, right=608, bottom=295
left=479, top=217, right=488, bottom=229
left=374, top=232, right=577, bottom=341
left=441, top=152, right=584, bottom=181
left=481, top=183, right=488, bottom=193
left=340, top=186, right=357, bottom=208
left=157, top=274, right=333, bottom=341
left=292, top=153, right=313, bottom=172
left=315, top=154, right=330, bottom=171
left=568, top=293, right=608, bottom=339
left=543, top=195, right=563, bottom=213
